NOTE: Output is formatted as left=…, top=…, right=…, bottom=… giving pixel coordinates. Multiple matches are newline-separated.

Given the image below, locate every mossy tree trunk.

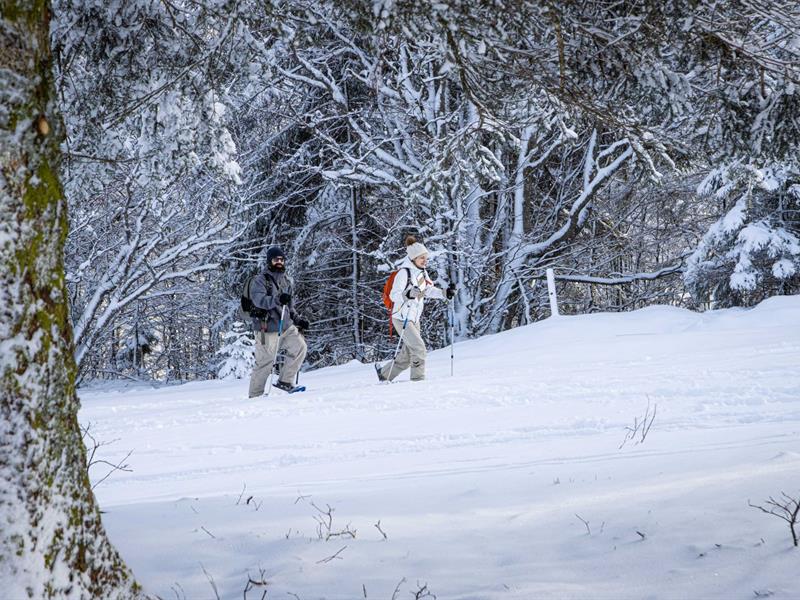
left=0, top=2, right=141, bottom=597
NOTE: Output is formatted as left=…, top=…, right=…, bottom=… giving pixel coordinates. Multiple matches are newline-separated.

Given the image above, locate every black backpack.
left=240, top=275, right=268, bottom=319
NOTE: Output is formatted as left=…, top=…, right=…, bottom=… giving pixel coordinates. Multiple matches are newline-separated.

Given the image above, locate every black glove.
left=295, top=317, right=310, bottom=332
left=278, top=292, right=291, bottom=305
left=446, top=283, right=456, bottom=300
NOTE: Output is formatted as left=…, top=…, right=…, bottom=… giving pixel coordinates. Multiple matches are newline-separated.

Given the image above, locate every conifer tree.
left=217, top=322, right=256, bottom=380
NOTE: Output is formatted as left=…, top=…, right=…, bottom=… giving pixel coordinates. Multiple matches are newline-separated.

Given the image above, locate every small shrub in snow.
left=217, top=322, right=255, bottom=380
left=242, top=567, right=269, bottom=599
left=310, top=500, right=357, bottom=541
left=749, top=492, right=800, bottom=547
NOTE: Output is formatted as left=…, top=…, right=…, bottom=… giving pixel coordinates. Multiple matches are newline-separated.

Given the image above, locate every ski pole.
left=449, top=301, right=455, bottom=377
left=265, top=303, right=287, bottom=397
left=385, top=311, right=410, bottom=382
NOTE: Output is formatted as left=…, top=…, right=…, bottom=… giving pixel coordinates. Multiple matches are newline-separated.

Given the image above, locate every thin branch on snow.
left=316, top=545, right=347, bottom=564
left=169, top=582, right=187, bottom=600
left=575, top=513, right=592, bottom=535
left=294, top=492, right=312, bottom=504
left=412, top=582, right=437, bottom=600
left=391, top=578, right=407, bottom=600
left=200, top=564, right=220, bottom=600
left=374, top=520, right=388, bottom=541
left=619, top=400, right=657, bottom=449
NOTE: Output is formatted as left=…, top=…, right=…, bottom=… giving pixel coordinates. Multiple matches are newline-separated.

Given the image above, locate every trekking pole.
left=265, top=304, right=287, bottom=397
left=449, top=301, right=455, bottom=377
left=385, top=311, right=410, bottom=382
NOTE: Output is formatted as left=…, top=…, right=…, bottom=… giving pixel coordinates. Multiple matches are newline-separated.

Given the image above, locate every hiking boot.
left=273, top=380, right=295, bottom=392
left=374, top=363, right=387, bottom=382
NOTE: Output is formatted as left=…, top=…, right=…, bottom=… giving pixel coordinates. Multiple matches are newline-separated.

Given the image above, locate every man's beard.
left=269, top=263, right=285, bottom=272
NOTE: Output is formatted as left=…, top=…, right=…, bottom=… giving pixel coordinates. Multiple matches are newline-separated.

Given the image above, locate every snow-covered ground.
left=80, top=297, right=800, bottom=599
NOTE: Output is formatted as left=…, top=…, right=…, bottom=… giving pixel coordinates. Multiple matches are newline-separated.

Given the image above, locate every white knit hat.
left=406, top=241, right=429, bottom=260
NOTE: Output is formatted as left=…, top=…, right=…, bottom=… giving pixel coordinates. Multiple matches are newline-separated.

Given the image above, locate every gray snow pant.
left=380, top=318, right=426, bottom=381
left=248, top=325, right=307, bottom=397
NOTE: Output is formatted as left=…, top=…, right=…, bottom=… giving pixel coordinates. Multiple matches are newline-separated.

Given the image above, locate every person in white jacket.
left=375, top=236, right=455, bottom=382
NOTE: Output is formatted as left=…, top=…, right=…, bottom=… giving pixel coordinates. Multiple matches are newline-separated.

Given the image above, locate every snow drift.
left=79, top=296, right=800, bottom=599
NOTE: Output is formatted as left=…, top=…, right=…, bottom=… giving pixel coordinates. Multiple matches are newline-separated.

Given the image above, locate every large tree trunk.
left=0, top=2, right=141, bottom=597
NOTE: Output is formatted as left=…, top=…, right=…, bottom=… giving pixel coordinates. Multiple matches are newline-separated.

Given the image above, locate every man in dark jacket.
left=248, top=246, right=310, bottom=397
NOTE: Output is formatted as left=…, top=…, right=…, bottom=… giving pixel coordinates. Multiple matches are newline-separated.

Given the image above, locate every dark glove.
left=446, top=283, right=456, bottom=300
left=295, top=317, right=310, bottom=332
left=278, top=292, right=291, bottom=305
left=406, top=287, right=423, bottom=300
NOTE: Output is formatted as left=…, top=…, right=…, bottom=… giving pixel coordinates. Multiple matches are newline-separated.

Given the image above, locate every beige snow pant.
left=249, top=325, right=307, bottom=397
left=380, top=318, right=426, bottom=381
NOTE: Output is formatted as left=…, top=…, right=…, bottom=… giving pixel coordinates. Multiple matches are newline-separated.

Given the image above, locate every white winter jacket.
left=389, top=257, right=445, bottom=323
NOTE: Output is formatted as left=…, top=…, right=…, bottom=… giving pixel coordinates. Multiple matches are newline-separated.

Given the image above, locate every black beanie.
left=266, top=246, right=286, bottom=263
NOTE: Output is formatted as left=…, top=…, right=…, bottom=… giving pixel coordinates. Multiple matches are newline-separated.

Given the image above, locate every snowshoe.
left=273, top=380, right=306, bottom=394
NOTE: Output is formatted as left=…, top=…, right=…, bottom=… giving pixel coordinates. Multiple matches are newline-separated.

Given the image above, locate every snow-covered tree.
left=25, top=0, right=800, bottom=385
left=1, top=0, right=274, bottom=592
left=0, top=2, right=141, bottom=596
left=64, top=171, right=242, bottom=375
left=217, top=322, right=255, bottom=380
left=686, top=162, right=800, bottom=307
left=51, top=0, right=261, bottom=377
left=212, top=0, right=799, bottom=369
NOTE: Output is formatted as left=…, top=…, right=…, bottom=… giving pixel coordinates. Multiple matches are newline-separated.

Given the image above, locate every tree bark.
left=0, top=2, right=141, bottom=597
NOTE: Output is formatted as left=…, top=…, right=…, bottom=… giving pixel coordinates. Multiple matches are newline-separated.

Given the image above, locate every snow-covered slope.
left=80, top=297, right=800, bottom=599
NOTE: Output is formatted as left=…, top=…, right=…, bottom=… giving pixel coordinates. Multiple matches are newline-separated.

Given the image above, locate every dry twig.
left=575, top=513, right=591, bottom=535
left=374, top=520, right=388, bottom=540
left=391, top=577, right=407, bottom=600
left=749, top=492, right=800, bottom=547
left=311, top=501, right=357, bottom=540
left=236, top=483, right=247, bottom=505
left=243, top=567, right=269, bottom=600
left=412, top=582, right=436, bottom=599
left=619, top=398, right=657, bottom=449
left=316, top=545, right=347, bottom=564
left=81, top=422, right=133, bottom=489
left=200, top=564, right=220, bottom=600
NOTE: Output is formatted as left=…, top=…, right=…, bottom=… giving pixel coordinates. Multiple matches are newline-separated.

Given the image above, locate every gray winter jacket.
left=248, top=269, right=297, bottom=333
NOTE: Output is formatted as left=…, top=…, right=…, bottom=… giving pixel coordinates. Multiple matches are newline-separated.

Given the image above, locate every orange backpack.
left=382, top=268, right=410, bottom=337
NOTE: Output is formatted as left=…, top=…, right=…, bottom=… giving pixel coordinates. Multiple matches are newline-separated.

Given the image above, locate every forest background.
left=53, top=0, right=800, bottom=382
left=3, top=1, right=800, bottom=597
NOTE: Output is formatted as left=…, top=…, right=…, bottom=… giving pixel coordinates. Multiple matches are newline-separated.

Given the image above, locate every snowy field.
left=79, top=297, right=800, bottom=600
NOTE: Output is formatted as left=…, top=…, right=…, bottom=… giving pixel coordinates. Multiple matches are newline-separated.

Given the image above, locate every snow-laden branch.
left=70, top=195, right=240, bottom=369
left=534, top=263, right=684, bottom=286
left=347, top=118, right=418, bottom=176
left=523, top=133, right=633, bottom=258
